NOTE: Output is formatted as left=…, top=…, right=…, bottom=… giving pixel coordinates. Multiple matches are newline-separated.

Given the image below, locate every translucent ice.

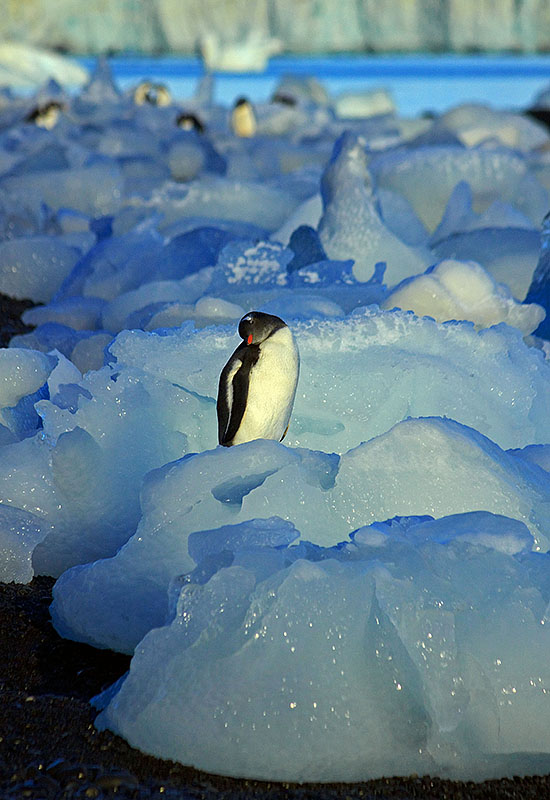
left=9, top=322, right=98, bottom=363
left=509, top=443, right=550, bottom=473
left=1, top=70, right=550, bottom=786
left=22, top=296, right=106, bottom=331
left=0, top=236, right=81, bottom=302
left=430, top=181, right=536, bottom=246
left=271, top=193, right=323, bottom=245
left=371, top=145, right=548, bottom=233
left=258, top=291, right=344, bottom=320
left=0, top=162, right=124, bottom=218
left=51, top=439, right=345, bottom=652
left=0, top=348, right=55, bottom=411
left=439, top=103, right=549, bottom=152
left=100, top=274, right=215, bottom=332
left=95, top=509, right=550, bottom=782
left=318, top=133, right=432, bottom=283
left=0, top=361, right=205, bottom=578
left=211, top=239, right=292, bottom=288
left=0, top=347, right=57, bottom=439
left=0, top=503, right=51, bottom=584
left=333, top=416, right=550, bottom=551
left=109, top=308, right=550, bottom=455
left=51, top=416, right=550, bottom=654
left=131, top=177, right=301, bottom=234
left=69, top=333, right=114, bottom=373
left=433, top=226, right=541, bottom=300
left=382, top=259, right=545, bottom=335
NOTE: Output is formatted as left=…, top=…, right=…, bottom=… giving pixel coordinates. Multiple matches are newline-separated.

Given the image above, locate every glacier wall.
left=3, top=0, right=550, bottom=57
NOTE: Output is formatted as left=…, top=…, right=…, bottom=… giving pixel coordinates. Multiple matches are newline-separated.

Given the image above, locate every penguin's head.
left=238, top=311, right=286, bottom=345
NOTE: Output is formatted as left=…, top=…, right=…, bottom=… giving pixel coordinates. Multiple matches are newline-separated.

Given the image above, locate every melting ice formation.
left=2, top=62, right=550, bottom=781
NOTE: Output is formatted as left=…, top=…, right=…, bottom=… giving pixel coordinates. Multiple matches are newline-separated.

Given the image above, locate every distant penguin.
left=271, top=91, right=297, bottom=106
left=217, top=311, right=299, bottom=447
left=25, top=100, right=65, bottom=129
left=133, top=81, right=171, bottom=107
left=176, top=111, right=205, bottom=134
left=231, top=96, right=257, bottom=137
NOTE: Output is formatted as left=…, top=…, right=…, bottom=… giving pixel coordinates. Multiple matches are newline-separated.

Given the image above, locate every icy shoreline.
left=1, top=61, right=550, bottom=781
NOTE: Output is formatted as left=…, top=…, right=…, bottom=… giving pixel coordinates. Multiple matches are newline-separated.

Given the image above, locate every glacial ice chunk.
left=45, top=348, right=82, bottom=398
left=68, top=333, right=115, bottom=372
left=96, top=509, right=550, bottom=781
left=318, top=132, right=432, bottom=284
left=271, top=193, right=323, bottom=245
left=370, top=145, right=547, bottom=232
left=187, top=516, right=300, bottom=565
left=406, top=510, right=534, bottom=555
left=135, top=177, right=301, bottom=233
left=50, top=439, right=345, bottom=652
left=0, top=358, right=208, bottom=579
left=0, top=236, right=81, bottom=302
left=430, top=181, right=535, bottom=246
left=212, top=239, right=292, bottom=288
left=0, top=348, right=55, bottom=411
left=382, top=259, right=545, bottom=335
left=108, top=308, right=550, bottom=455
left=259, top=291, right=344, bottom=320
left=97, top=559, right=426, bottom=781
left=144, top=296, right=244, bottom=331
left=50, top=411, right=550, bottom=656
left=0, top=504, right=51, bottom=584
left=439, top=103, right=550, bottom=152
left=432, top=227, right=541, bottom=301
left=0, top=162, right=124, bottom=218
left=333, top=416, right=550, bottom=551
left=22, top=296, right=106, bottom=331
left=509, top=443, right=550, bottom=473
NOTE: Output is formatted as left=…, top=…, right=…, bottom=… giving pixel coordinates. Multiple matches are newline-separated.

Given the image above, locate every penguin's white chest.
left=233, top=327, right=299, bottom=445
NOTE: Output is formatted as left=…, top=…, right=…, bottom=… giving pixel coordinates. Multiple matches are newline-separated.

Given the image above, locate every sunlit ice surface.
left=1, top=54, right=550, bottom=782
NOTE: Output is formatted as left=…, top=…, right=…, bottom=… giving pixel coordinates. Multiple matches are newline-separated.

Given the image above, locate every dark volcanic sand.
left=0, top=292, right=37, bottom=348
left=1, top=296, right=550, bottom=799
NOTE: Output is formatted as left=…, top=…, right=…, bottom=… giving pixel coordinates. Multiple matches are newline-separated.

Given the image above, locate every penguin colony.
left=217, top=312, right=300, bottom=447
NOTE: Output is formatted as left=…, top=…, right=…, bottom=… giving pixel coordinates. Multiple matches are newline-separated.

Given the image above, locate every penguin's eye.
left=247, top=334, right=253, bottom=345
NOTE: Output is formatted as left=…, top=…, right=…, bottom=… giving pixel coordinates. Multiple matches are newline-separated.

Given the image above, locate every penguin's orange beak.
left=247, top=334, right=253, bottom=345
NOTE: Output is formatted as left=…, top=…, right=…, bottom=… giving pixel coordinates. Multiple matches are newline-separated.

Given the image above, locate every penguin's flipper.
left=217, top=354, right=239, bottom=445
left=217, top=344, right=259, bottom=445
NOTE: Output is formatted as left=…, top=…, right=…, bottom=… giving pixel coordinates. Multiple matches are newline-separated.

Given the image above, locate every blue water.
left=83, top=54, right=550, bottom=116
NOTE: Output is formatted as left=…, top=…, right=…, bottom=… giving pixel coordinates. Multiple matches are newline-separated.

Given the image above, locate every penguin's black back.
left=217, top=342, right=260, bottom=446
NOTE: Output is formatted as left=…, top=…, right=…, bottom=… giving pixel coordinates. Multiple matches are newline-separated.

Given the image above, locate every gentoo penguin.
left=230, top=96, right=257, bottom=138
left=217, top=311, right=299, bottom=447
